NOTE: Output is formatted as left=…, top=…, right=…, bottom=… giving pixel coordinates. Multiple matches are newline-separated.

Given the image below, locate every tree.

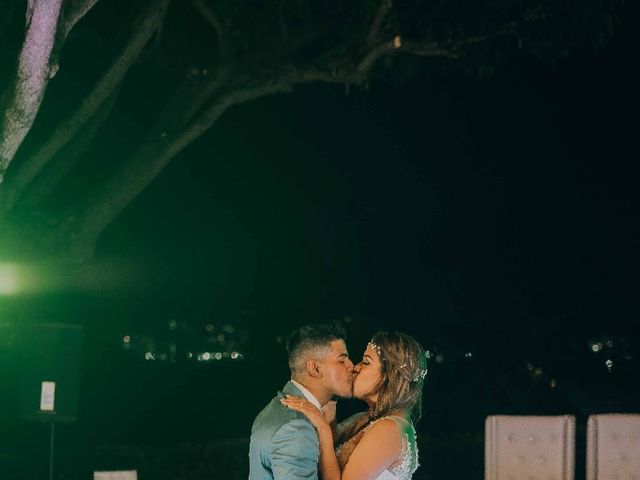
left=0, top=0, right=618, bottom=261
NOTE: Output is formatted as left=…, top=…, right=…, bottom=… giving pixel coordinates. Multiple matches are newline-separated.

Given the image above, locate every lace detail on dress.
left=335, top=415, right=419, bottom=480
left=386, top=417, right=419, bottom=480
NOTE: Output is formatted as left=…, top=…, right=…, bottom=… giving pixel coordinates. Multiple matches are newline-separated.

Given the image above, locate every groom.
left=249, top=323, right=354, bottom=479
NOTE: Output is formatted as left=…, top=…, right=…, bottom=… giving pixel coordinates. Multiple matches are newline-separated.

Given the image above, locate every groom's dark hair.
left=286, top=323, right=346, bottom=374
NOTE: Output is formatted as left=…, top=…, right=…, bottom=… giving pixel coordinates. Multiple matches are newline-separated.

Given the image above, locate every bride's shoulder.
left=361, top=415, right=415, bottom=446
left=360, top=416, right=405, bottom=445
left=341, top=417, right=406, bottom=467
left=377, top=415, right=414, bottom=433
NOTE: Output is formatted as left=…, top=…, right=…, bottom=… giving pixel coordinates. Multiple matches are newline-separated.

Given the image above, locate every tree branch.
left=179, top=67, right=230, bottom=128
left=357, top=36, right=401, bottom=74
left=0, top=0, right=63, bottom=183
left=367, top=0, right=393, bottom=46
left=59, top=0, right=101, bottom=42
left=63, top=80, right=291, bottom=259
left=397, top=38, right=461, bottom=58
left=190, top=0, right=230, bottom=60
left=20, top=85, right=122, bottom=210
left=281, top=34, right=459, bottom=88
left=0, top=0, right=171, bottom=218
left=282, top=66, right=357, bottom=85
left=47, top=0, right=102, bottom=79
left=315, top=14, right=540, bottom=84
left=291, top=6, right=555, bottom=90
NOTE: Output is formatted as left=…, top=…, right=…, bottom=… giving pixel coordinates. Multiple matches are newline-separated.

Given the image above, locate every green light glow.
left=0, top=263, right=20, bottom=295
left=0, top=259, right=149, bottom=296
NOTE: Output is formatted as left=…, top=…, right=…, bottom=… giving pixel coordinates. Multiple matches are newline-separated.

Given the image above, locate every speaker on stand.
left=16, top=322, right=83, bottom=480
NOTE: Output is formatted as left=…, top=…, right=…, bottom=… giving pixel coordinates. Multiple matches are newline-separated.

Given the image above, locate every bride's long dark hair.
left=368, top=331, right=427, bottom=422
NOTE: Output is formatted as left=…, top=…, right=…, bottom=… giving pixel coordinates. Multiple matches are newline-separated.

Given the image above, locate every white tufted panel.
left=485, top=415, right=575, bottom=480
left=587, top=414, right=640, bottom=480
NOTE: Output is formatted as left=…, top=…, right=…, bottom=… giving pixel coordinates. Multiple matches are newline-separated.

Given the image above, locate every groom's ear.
left=305, top=359, right=322, bottom=378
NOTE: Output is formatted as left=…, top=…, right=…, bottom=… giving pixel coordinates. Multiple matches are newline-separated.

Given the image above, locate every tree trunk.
left=0, top=0, right=170, bottom=217
left=0, top=0, right=63, bottom=183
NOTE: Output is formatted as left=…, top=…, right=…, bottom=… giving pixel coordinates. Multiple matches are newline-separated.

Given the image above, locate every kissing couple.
left=249, top=323, right=428, bottom=480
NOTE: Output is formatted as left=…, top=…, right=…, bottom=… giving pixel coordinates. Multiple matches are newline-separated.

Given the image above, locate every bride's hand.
left=280, top=395, right=330, bottom=432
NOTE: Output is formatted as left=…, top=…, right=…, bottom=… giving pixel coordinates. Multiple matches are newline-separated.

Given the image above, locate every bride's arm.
left=340, top=419, right=403, bottom=480
left=315, top=420, right=342, bottom=480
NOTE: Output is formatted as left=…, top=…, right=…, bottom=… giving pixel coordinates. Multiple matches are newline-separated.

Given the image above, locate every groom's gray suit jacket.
left=249, top=381, right=319, bottom=480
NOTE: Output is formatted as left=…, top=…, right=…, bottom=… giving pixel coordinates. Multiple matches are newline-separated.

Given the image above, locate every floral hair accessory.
left=399, top=362, right=428, bottom=382
left=367, top=341, right=383, bottom=359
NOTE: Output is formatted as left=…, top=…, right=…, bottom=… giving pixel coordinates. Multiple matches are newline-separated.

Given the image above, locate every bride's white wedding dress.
left=336, top=415, right=419, bottom=480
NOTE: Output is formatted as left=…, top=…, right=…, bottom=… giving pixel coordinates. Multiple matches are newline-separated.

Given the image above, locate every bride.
left=281, top=331, right=427, bottom=480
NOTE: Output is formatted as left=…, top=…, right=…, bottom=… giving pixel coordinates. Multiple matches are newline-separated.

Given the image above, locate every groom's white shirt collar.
left=290, top=380, right=322, bottom=411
